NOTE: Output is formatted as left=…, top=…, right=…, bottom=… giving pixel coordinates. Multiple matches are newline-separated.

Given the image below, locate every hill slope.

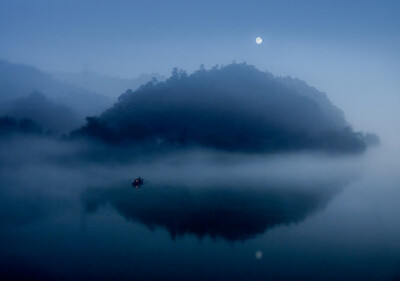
left=0, top=60, right=112, bottom=117
left=3, top=92, right=80, bottom=133
left=76, top=63, right=367, bottom=153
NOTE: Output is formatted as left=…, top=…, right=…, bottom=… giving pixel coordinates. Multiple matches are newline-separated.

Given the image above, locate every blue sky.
left=0, top=0, right=399, bottom=137
left=1, top=0, right=398, bottom=76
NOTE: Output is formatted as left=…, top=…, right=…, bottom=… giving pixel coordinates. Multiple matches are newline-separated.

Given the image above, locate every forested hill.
left=76, top=63, right=369, bottom=153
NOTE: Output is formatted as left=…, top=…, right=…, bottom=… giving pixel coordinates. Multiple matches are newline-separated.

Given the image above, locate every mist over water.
left=1, top=1, right=399, bottom=280
left=0, top=135, right=399, bottom=280
left=0, top=64, right=397, bottom=279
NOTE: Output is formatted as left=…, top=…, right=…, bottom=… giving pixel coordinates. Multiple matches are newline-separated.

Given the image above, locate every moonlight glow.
left=256, top=37, right=262, bottom=44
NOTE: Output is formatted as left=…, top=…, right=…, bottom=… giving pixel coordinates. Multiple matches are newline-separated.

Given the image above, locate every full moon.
left=255, top=37, right=262, bottom=44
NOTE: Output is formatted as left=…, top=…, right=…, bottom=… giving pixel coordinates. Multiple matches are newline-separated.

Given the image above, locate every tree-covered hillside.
left=76, top=63, right=369, bottom=153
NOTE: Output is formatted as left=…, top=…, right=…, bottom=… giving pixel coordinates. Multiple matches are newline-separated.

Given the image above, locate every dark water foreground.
left=0, top=143, right=400, bottom=280
left=83, top=183, right=341, bottom=242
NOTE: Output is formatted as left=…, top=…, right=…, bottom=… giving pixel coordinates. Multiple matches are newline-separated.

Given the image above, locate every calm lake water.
left=1, top=140, right=400, bottom=280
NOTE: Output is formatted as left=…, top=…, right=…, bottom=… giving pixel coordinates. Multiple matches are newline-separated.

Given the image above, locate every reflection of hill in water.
left=83, top=181, right=347, bottom=241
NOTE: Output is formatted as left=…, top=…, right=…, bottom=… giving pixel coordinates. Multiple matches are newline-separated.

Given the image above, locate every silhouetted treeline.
left=3, top=91, right=80, bottom=133
left=0, top=116, right=43, bottom=137
left=75, top=63, right=370, bottom=153
left=362, top=132, right=380, bottom=146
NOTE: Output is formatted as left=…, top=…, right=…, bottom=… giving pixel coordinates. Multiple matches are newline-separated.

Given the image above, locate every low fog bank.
left=0, top=129, right=393, bottom=228
left=0, top=134, right=367, bottom=240
left=0, top=135, right=366, bottom=186
left=0, top=133, right=398, bottom=274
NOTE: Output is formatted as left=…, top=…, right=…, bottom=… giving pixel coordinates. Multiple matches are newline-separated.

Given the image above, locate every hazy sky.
left=0, top=0, right=399, bottom=138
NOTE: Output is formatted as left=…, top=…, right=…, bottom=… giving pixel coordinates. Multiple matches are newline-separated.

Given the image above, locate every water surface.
left=1, top=141, right=399, bottom=280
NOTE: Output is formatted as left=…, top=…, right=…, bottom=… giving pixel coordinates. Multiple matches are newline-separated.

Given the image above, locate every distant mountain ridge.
left=0, top=60, right=112, bottom=117
left=4, top=92, right=80, bottom=133
left=75, top=63, right=370, bottom=153
left=53, top=71, right=166, bottom=98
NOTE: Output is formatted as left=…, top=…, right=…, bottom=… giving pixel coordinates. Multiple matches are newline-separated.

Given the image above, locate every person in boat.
left=132, top=177, right=144, bottom=187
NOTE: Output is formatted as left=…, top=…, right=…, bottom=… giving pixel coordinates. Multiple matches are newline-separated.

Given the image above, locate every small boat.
left=132, top=177, right=144, bottom=188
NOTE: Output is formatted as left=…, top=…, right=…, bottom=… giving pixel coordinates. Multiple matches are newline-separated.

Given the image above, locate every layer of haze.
left=0, top=1, right=399, bottom=279
left=0, top=0, right=399, bottom=144
left=1, top=136, right=399, bottom=279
